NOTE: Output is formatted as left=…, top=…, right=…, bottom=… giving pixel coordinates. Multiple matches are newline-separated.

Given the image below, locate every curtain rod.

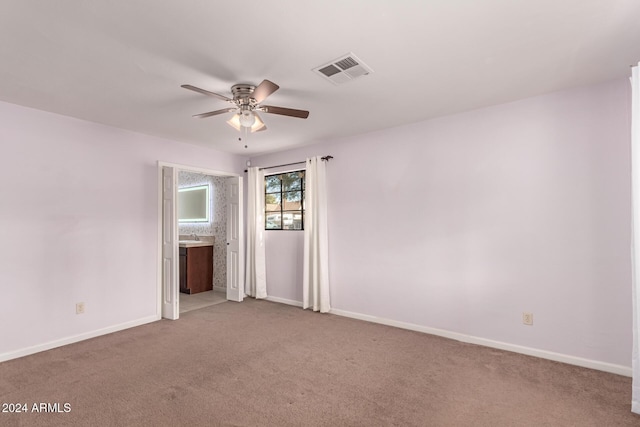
left=244, top=155, right=333, bottom=172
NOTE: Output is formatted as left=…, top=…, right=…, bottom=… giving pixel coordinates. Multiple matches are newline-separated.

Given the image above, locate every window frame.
left=264, top=169, right=305, bottom=231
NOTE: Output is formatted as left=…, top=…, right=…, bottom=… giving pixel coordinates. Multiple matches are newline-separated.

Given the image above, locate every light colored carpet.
left=1, top=299, right=638, bottom=426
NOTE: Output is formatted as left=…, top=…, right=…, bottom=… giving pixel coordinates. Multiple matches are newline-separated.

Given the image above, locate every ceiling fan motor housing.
left=231, top=84, right=257, bottom=107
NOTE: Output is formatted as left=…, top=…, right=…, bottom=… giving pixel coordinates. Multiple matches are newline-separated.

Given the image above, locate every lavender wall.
left=0, top=101, right=244, bottom=359
left=251, top=78, right=632, bottom=368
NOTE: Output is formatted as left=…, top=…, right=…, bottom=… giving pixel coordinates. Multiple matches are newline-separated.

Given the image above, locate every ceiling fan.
left=181, top=79, right=309, bottom=133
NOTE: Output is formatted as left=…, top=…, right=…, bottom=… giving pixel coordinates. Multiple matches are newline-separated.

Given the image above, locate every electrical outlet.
left=522, top=312, right=533, bottom=325
left=76, top=302, right=85, bottom=315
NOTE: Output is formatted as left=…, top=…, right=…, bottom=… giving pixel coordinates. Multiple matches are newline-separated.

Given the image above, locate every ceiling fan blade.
left=260, top=105, right=309, bottom=119
left=252, top=80, right=279, bottom=103
left=181, top=84, right=234, bottom=103
left=193, top=108, right=236, bottom=119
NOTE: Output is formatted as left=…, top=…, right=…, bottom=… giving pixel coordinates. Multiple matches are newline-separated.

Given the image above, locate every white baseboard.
left=0, top=315, right=160, bottom=363
left=5, top=300, right=631, bottom=378
left=264, top=299, right=631, bottom=377
left=330, top=308, right=632, bottom=377
left=265, top=295, right=303, bottom=307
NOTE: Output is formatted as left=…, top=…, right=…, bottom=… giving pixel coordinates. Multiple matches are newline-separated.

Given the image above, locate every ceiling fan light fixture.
left=227, top=112, right=266, bottom=133
left=239, top=110, right=256, bottom=128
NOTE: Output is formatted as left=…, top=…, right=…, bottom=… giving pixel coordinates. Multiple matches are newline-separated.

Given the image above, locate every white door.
left=226, top=176, right=245, bottom=302
left=162, top=166, right=179, bottom=319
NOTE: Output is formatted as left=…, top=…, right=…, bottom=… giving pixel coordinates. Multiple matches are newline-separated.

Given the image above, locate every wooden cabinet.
left=179, top=245, right=213, bottom=294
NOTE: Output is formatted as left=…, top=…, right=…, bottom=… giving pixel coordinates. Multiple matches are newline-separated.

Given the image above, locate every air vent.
left=313, top=53, right=373, bottom=85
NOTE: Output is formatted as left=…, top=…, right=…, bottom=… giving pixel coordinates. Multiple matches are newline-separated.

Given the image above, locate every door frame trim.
left=156, top=161, right=241, bottom=318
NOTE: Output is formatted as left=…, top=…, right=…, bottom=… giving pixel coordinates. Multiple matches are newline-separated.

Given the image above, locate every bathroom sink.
left=178, top=239, right=212, bottom=247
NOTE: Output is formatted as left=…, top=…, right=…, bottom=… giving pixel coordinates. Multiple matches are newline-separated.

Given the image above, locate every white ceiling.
left=1, top=1, right=639, bottom=155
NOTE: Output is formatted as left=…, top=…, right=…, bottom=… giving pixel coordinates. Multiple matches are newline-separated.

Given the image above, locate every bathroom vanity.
left=179, top=239, right=213, bottom=294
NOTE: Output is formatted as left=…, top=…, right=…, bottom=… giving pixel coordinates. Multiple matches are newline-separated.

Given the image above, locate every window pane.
left=283, top=191, right=302, bottom=210
left=265, top=175, right=281, bottom=193
left=282, top=211, right=303, bottom=230
left=283, top=172, right=303, bottom=191
left=265, top=193, right=281, bottom=212
left=265, top=213, right=281, bottom=229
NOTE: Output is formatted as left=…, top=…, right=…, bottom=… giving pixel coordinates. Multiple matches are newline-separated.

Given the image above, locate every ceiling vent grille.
left=313, top=53, right=373, bottom=85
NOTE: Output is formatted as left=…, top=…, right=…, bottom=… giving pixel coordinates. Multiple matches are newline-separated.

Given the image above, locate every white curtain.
left=632, top=63, right=640, bottom=414
left=303, top=156, right=330, bottom=312
left=245, top=167, right=267, bottom=299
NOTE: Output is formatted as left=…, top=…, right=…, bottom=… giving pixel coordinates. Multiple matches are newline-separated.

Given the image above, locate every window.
left=265, top=170, right=305, bottom=230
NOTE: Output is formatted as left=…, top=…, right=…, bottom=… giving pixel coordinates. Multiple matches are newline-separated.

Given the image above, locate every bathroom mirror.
left=178, top=185, right=209, bottom=222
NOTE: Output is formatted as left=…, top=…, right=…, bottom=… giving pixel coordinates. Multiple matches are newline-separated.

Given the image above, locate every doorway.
left=157, top=162, right=244, bottom=320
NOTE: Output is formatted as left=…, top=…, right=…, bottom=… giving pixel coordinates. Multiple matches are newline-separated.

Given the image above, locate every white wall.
left=0, top=101, right=244, bottom=359
left=250, top=78, right=632, bottom=370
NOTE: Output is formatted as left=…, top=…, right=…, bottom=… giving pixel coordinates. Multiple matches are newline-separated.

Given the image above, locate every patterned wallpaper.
left=178, top=171, right=228, bottom=289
